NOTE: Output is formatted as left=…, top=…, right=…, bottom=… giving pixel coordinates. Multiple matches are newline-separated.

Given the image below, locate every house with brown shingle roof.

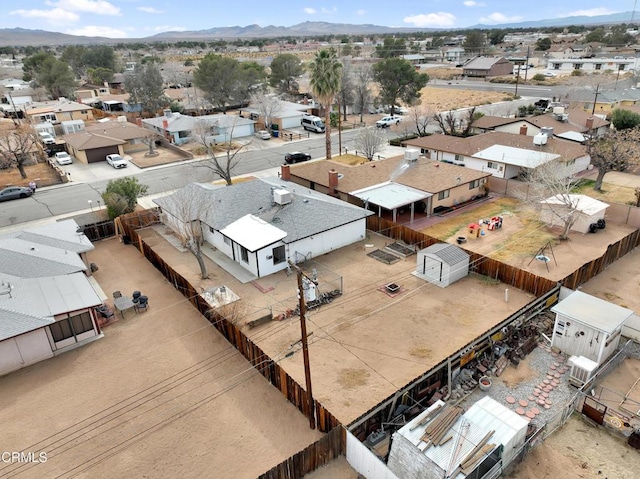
left=472, top=108, right=610, bottom=141
left=462, top=57, right=513, bottom=77
left=285, top=150, right=491, bottom=221
left=63, top=120, right=150, bottom=164
left=404, top=131, right=589, bottom=179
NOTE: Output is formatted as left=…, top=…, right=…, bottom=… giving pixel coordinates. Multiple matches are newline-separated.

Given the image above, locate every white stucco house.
left=154, top=180, right=374, bottom=278
left=405, top=131, right=590, bottom=179
left=0, top=220, right=104, bottom=377
left=142, top=110, right=257, bottom=145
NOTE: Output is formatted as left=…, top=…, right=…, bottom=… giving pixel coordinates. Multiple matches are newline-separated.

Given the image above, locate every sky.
left=0, top=0, right=633, bottom=39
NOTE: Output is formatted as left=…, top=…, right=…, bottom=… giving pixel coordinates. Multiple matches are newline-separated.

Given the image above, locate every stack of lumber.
left=447, top=430, right=496, bottom=478
left=417, top=404, right=463, bottom=451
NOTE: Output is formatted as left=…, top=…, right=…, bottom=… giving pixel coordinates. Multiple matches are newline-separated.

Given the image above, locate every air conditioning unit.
left=273, top=189, right=292, bottom=205
left=533, top=133, right=548, bottom=146
left=568, top=355, right=599, bottom=387
left=404, top=149, right=420, bottom=162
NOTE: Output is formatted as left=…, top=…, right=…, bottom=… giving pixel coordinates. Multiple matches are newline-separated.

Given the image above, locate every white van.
left=301, top=114, right=325, bottom=133
left=38, top=131, right=55, bottom=145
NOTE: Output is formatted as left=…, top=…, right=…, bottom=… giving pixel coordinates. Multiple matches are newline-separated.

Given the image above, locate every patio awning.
left=351, top=181, right=432, bottom=210
left=220, top=214, right=286, bottom=252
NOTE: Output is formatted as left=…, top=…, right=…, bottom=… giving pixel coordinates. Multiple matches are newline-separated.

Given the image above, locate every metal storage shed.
left=540, top=194, right=608, bottom=234
left=551, top=290, right=632, bottom=365
left=414, top=243, right=470, bottom=288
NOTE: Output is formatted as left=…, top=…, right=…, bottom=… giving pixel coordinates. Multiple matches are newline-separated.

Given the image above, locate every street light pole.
left=288, top=260, right=317, bottom=430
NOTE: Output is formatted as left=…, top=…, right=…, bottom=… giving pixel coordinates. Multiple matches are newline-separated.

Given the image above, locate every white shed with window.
left=414, top=243, right=470, bottom=288
left=551, top=290, right=632, bottom=365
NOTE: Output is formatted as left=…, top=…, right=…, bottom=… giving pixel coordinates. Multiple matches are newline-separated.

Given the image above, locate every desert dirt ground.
left=0, top=237, right=323, bottom=479
left=137, top=226, right=536, bottom=425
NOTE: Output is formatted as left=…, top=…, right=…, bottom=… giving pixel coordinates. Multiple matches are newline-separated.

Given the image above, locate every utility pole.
left=288, top=260, right=317, bottom=430
left=524, top=46, right=531, bottom=82
left=514, top=65, right=521, bottom=97
left=337, top=95, right=342, bottom=155
left=591, top=84, right=600, bottom=116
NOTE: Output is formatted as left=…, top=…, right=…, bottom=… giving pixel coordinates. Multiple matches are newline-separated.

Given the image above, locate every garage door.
left=86, top=146, right=119, bottom=163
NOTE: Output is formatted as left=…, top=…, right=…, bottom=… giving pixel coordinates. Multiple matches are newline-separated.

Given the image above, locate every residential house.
left=471, top=108, right=610, bottom=141
left=285, top=150, right=491, bottom=220
left=463, top=57, right=513, bottom=77
left=404, top=131, right=589, bottom=179
left=401, top=54, right=426, bottom=65
left=239, top=100, right=309, bottom=131
left=0, top=220, right=103, bottom=376
left=444, top=47, right=465, bottom=63
left=163, top=86, right=214, bottom=115
left=568, top=89, right=619, bottom=115
left=25, top=98, right=95, bottom=126
left=64, top=119, right=150, bottom=164
left=142, top=110, right=256, bottom=145
left=153, top=179, right=373, bottom=278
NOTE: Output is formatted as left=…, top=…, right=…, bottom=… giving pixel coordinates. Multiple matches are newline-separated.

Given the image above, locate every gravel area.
left=459, top=345, right=578, bottom=428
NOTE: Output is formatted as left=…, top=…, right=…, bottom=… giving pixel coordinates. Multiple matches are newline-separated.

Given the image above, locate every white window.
left=487, top=161, right=498, bottom=169
left=438, top=190, right=450, bottom=200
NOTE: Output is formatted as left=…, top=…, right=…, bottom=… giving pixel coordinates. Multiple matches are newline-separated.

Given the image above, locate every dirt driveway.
left=0, top=237, right=321, bottom=479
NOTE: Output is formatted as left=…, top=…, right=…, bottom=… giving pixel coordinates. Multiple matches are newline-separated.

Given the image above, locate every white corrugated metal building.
left=551, top=290, right=632, bottom=364
left=387, top=397, right=528, bottom=479
left=414, top=243, right=470, bottom=288
left=540, top=194, right=608, bottom=234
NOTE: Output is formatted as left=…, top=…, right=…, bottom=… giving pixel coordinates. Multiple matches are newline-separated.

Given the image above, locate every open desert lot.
left=0, top=237, right=322, bottom=479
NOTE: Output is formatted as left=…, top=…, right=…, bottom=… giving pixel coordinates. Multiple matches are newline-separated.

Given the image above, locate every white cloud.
left=357, top=10, right=366, bottom=16
left=9, top=8, right=79, bottom=23
left=404, top=12, right=456, bottom=28
left=560, top=8, right=618, bottom=17
left=66, top=25, right=127, bottom=37
left=138, top=7, right=164, bottom=14
left=321, top=7, right=337, bottom=15
left=48, top=0, right=121, bottom=16
left=304, top=8, right=316, bottom=14
left=463, top=1, right=486, bottom=6
left=478, top=12, right=523, bottom=24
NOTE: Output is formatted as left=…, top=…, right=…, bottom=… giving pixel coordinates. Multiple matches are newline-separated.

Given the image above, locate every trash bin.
left=273, top=131, right=279, bottom=138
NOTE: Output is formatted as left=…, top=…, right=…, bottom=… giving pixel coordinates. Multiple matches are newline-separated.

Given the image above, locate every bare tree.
left=163, top=184, right=213, bottom=279
left=354, top=126, right=387, bottom=161
left=193, top=117, right=252, bottom=185
left=338, top=59, right=355, bottom=122
left=141, top=128, right=159, bottom=156
left=249, top=92, right=282, bottom=132
left=353, top=63, right=373, bottom=123
left=407, top=105, right=435, bottom=136
left=433, top=107, right=477, bottom=137
left=0, top=124, right=41, bottom=179
left=588, top=128, right=639, bottom=191
left=520, top=160, right=583, bottom=240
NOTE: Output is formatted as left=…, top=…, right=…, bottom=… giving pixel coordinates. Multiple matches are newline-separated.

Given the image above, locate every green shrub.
left=532, top=73, right=546, bottom=81
left=571, top=69, right=583, bottom=76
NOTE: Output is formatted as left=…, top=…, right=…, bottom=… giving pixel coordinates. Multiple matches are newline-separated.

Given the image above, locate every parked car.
left=284, top=152, right=311, bottom=164
left=106, top=154, right=128, bottom=169
left=543, top=72, right=557, bottom=77
left=301, top=114, right=325, bottom=133
left=54, top=151, right=73, bottom=165
left=255, top=130, right=271, bottom=140
left=376, top=116, right=402, bottom=128
left=38, top=132, right=55, bottom=145
left=0, top=186, right=33, bottom=202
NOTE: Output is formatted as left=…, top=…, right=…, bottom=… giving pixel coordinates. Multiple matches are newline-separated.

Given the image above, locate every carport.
left=351, top=181, right=432, bottom=223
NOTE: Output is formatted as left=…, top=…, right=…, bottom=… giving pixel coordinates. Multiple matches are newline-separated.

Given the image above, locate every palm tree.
left=308, top=49, right=342, bottom=159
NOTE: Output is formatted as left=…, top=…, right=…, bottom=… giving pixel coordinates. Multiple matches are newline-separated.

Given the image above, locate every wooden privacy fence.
left=258, top=426, right=346, bottom=479
left=561, top=229, right=640, bottom=290
left=117, top=211, right=340, bottom=434
left=367, top=216, right=557, bottom=297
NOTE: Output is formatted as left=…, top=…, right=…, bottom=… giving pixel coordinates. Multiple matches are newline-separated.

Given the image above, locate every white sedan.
left=105, top=154, right=128, bottom=169
left=54, top=152, right=73, bottom=165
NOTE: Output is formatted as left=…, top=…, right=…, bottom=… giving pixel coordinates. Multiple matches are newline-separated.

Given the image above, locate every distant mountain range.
left=0, top=12, right=637, bottom=47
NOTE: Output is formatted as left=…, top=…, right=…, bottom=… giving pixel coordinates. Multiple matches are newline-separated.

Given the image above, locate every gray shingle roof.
left=154, top=180, right=373, bottom=244
left=1, top=219, right=94, bottom=254
left=143, top=112, right=255, bottom=133
left=420, top=243, right=469, bottom=265
left=0, top=238, right=87, bottom=277
left=0, top=309, right=54, bottom=342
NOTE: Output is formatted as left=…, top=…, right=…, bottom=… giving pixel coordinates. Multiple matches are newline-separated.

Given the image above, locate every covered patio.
left=351, top=181, right=432, bottom=223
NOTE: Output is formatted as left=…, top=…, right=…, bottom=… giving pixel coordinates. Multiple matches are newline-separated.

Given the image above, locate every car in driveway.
left=284, top=152, right=311, bottom=164
left=543, top=72, right=557, bottom=77
left=0, top=186, right=33, bottom=202
left=54, top=152, right=73, bottom=165
left=376, top=115, right=402, bottom=128
left=106, top=154, right=128, bottom=169
left=255, top=130, right=271, bottom=140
